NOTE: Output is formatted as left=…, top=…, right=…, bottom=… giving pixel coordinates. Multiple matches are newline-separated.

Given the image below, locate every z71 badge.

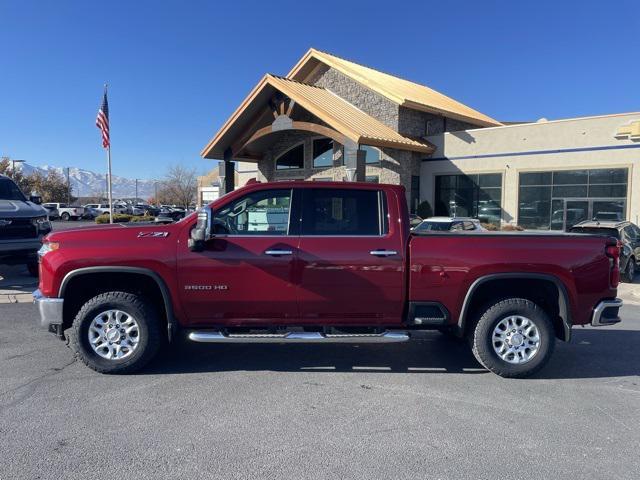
left=138, top=232, right=169, bottom=238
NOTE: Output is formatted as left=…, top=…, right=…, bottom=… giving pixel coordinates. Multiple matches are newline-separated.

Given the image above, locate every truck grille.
left=0, top=218, right=37, bottom=240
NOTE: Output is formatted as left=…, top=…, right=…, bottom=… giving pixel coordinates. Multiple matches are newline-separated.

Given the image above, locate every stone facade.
left=250, top=66, right=482, bottom=211
left=311, top=66, right=400, bottom=130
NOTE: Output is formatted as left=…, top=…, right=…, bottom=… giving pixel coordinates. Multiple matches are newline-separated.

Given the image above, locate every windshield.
left=0, top=178, right=27, bottom=201
left=414, top=221, right=452, bottom=232
left=569, top=227, right=619, bottom=238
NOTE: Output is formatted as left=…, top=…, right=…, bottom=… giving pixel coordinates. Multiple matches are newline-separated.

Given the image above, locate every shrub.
left=130, top=215, right=156, bottom=222
left=481, top=222, right=499, bottom=231
left=416, top=201, right=433, bottom=219
left=501, top=224, right=525, bottom=231
left=95, top=213, right=133, bottom=224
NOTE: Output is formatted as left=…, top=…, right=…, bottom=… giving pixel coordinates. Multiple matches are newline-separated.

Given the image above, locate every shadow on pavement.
left=0, top=265, right=37, bottom=293
left=145, top=333, right=486, bottom=375
left=142, top=327, right=640, bottom=379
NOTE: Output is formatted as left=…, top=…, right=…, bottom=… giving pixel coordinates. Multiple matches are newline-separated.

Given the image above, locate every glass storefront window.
left=518, top=168, right=628, bottom=230
left=434, top=173, right=502, bottom=225
left=361, top=145, right=381, bottom=164
left=312, top=139, right=333, bottom=168
left=276, top=144, right=304, bottom=170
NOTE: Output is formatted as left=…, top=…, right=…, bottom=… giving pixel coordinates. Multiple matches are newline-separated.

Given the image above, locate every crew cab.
left=33, top=182, right=623, bottom=378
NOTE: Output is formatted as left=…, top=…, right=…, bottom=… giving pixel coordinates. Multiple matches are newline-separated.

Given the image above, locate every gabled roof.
left=288, top=48, right=502, bottom=128
left=201, top=74, right=433, bottom=159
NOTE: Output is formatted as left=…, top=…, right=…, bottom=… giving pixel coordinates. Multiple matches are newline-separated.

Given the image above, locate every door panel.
left=296, top=188, right=405, bottom=325
left=176, top=188, right=299, bottom=325
left=177, top=236, right=299, bottom=324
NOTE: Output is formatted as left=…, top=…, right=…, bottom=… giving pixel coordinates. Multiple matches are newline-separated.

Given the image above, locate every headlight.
left=38, top=241, right=60, bottom=258
left=32, top=216, right=51, bottom=230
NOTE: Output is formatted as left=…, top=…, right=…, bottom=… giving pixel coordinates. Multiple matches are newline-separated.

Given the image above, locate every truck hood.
left=0, top=200, right=48, bottom=219
left=45, top=220, right=184, bottom=244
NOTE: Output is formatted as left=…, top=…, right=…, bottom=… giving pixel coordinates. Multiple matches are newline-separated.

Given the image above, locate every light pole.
left=3, top=158, right=26, bottom=178
left=66, top=167, right=71, bottom=204
left=135, top=178, right=138, bottom=203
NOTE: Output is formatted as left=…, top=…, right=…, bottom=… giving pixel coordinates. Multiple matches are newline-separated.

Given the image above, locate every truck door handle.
left=369, top=250, right=398, bottom=257
left=264, top=249, right=293, bottom=256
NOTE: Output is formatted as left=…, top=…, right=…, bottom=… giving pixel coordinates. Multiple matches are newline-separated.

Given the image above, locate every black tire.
left=623, top=258, right=636, bottom=283
left=61, top=212, right=70, bottom=221
left=68, top=291, right=162, bottom=374
left=27, top=262, right=39, bottom=277
left=469, top=298, right=555, bottom=378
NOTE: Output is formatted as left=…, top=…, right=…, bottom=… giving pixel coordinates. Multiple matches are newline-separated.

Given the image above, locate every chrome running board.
left=187, top=330, right=410, bottom=344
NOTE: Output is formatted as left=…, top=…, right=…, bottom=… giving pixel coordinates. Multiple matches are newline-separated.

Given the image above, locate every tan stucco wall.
left=421, top=113, right=640, bottom=225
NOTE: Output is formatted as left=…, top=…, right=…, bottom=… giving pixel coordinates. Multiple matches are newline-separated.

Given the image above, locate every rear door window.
left=301, top=189, right=383, bottom=236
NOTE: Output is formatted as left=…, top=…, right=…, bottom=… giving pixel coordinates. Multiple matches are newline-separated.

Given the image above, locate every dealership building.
left=200, top=48, right=640, bottom=229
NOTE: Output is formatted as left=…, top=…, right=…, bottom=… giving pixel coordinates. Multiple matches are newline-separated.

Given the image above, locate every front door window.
left=212, top=189, right=291, bottom=235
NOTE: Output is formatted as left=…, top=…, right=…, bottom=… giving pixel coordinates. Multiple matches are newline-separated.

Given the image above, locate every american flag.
left=96, top=89, right=110, bottom=148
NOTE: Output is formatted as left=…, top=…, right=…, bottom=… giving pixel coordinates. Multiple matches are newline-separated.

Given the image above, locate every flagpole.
left=105, top=83, right=114, bottom=224
left=107, top=146, right=114, bottom=224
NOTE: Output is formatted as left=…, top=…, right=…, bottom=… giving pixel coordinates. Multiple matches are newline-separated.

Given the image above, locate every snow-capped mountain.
left=16, top=163, right=156, bottom=199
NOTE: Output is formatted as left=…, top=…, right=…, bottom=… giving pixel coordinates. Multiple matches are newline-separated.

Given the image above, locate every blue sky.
left=1, top=0, right=638, bottom=180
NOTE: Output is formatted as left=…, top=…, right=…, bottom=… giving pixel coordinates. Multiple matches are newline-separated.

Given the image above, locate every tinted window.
left=0, top=178, right=26, bottom=201
left=361, top=145, right=381, bottom=164
left=414, top=221, right=452, bottom=232
left=302, top=189, right=381, bottom=236
left=212, top=189, right=291, bottom=235
left=312, top=139, right=333, bottom=168
left=276, top=144, right=304, bottom=170
left=463, top=221, right=476, bottom=231
left=623, top=225, right=637, bottom=240
left=569, top=227, right=620, bottom=239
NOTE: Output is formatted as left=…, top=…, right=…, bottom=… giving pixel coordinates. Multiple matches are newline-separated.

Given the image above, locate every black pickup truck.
left=0, top=174, right=51, bottom=276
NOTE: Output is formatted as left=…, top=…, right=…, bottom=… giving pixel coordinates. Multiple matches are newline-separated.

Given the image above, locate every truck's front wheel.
left=470, top=298, right=555, bottom=378
left=69, top=291, right=162, bottom=374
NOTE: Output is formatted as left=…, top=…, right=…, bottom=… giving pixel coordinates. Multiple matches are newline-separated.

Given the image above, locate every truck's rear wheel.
left=69, top=291, right=161, bottom=374
left=61, top=212, right=70, bottom=221
left=470, top=298, right=555, bottom=378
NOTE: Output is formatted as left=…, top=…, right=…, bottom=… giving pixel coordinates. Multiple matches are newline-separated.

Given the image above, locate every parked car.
left=412, top=216, right=485, bottom=232
left=156, top=206, right=185, bottom=221
left=34, top=181, right=622, bottom=378
left=0, top=174, right=51, bottom=276
left=137, top=204, right=159, bottom=216
left=82, top=207, right=100, bottom=220
left=42, top=204, right=60, bottom=220
left=43, top=203, right=84, bottom=221
left=569, top=220, right=640, bottom=282
left=84, top=203, right=127, bottom=216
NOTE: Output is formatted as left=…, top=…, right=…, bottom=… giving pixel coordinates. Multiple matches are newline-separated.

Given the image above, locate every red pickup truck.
left=34, top=181, right=623, bottom=378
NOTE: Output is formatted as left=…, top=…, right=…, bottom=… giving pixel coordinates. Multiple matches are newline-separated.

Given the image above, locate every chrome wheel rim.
left=88, top=310, right=140, bottom=360
left=492, top=315, right=540, bottom=364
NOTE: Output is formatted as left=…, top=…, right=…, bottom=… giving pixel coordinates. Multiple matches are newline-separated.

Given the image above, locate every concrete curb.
left=0, top=293, right=34, bottom=304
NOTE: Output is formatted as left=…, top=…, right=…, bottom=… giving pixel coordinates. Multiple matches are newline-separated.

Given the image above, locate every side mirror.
left=30, top=194, right=42, bottom=205
left=188, top=206, right=212, bottom=252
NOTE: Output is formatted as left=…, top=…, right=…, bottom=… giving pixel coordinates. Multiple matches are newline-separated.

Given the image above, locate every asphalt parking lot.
left=0, top=302, right=639, bottom=480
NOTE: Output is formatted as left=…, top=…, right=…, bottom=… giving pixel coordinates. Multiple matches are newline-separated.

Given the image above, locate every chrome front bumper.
left=591, top=298, right=623, bottom=327
left=33, top=289, right=64, bottom=329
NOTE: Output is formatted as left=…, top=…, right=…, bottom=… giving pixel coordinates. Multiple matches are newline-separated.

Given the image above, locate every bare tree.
left=158, top=164, right=198, bottom=208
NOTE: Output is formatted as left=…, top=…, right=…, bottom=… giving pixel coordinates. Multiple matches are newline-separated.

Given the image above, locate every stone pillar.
left=344, top=141, right=365, bottom=182
left=220, top=149, right=235, bottom=195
